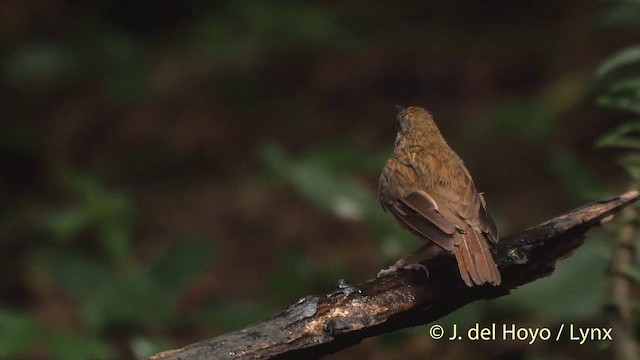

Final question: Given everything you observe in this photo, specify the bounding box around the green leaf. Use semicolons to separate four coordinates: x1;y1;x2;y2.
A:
31;249;111;302
260;144;419;261
595;46;640;80
596;120;640;150
96;32;149;105
261;144;379;222
607;76;640;93
597;93;640;115
493;238;610;320
194;0;351;62
46;170;135;263
266;249;319;303
199;302;276;332
2;43;79;86
99;222;134;265
48;332;111;360
617;153;640;180
601;1;640;30
81;270;169;332
547;149;605;202
462;100;557;146
0;308;42;358
149;242;218;297
43;206;90;242
292;142;390;174
32;249;171;333
130;335;172;359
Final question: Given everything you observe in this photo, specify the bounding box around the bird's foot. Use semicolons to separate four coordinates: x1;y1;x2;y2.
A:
377;260;429;278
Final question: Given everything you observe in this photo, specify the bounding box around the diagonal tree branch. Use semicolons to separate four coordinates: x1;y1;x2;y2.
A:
147;191;640;360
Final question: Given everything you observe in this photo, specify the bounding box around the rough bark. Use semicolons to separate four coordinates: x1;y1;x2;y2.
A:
147;191;640;360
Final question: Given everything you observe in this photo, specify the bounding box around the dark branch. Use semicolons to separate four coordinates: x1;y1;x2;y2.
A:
147;191;640;360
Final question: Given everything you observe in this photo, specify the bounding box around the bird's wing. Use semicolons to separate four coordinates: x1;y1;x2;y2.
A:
429;169;498;244
386;190;458;251
424;175;500;286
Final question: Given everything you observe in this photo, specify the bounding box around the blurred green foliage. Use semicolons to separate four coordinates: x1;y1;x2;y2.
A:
3;32;149;105
491;237;611;320
592;38;640;360
596;47;640;114
601;0;640;29
261;143;417;261
548;148;607;201
43;171;135;264
462;99;558;146
1;1;639;359
595;45;640;181
193;1;352;60
1;170;217;359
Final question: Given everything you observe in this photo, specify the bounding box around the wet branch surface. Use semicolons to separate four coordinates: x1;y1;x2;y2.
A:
147;191;640;360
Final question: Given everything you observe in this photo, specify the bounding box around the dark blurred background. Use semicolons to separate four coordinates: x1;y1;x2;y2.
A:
2;1;640;359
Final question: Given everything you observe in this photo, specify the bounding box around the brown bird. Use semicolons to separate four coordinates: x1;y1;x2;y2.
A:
378;106;501;286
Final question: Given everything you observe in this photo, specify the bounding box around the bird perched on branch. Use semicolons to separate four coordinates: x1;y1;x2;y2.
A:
378;106;501;286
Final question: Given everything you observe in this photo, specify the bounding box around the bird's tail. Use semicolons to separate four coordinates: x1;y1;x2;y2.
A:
452;228;501;287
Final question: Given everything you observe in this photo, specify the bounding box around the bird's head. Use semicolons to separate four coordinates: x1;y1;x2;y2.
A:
394;106;444;147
